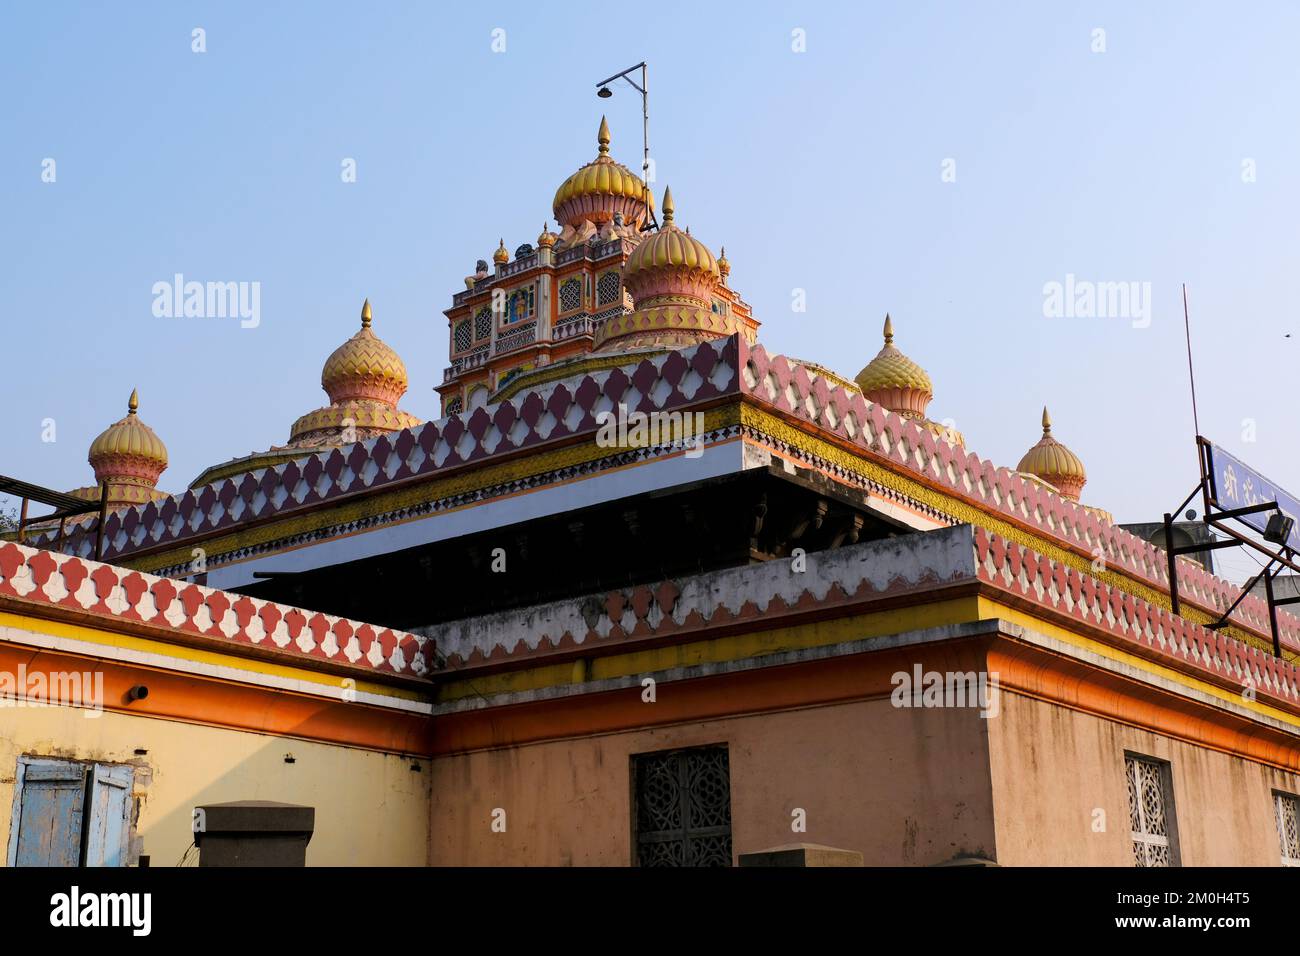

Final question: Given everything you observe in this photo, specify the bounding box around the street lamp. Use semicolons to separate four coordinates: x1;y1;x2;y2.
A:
595;61;656;230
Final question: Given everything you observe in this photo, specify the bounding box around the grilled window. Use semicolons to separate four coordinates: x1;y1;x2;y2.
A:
445;396;462;416
1275;792;1300;866
559;277;583;313
633;745;732;867
453;320;472;352
1126;755;1177;867
473;307;492;340
596;271;621;306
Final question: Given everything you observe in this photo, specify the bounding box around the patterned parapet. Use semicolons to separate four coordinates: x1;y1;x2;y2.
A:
736;338;1300;652
433;524;1300;713
31;337;742;564
0;541;433;680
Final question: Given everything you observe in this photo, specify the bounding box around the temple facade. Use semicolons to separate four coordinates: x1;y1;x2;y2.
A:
7;112;1300;868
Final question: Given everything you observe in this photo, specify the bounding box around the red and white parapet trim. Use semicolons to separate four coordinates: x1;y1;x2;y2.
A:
0;541;433;680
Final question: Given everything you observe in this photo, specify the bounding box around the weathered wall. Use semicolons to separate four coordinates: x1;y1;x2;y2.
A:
429;696;995;866
0;704;431;866
988;690;1300;866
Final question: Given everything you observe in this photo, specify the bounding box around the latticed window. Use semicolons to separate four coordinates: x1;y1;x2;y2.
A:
473;307;492;340
633;745;732;867
453;320;472;352
596;271;621;306
1126;755;1176;867
445;396;462;416
559;277;582;313
1275;792;1300;866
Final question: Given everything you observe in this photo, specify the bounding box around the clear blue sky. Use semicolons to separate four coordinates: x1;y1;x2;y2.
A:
2;1;1297;583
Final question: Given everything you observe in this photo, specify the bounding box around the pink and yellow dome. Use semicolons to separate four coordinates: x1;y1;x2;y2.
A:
319;298;410;406
553;117;654;229
855;315;934;421
73;389;170;508
594;187;745;352
1017;406;1087;501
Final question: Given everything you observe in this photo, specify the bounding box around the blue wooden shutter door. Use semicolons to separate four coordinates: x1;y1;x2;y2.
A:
84;764;133;867
8;758;85;867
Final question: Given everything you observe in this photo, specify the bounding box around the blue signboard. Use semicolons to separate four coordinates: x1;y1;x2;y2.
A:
1206;443;1300;552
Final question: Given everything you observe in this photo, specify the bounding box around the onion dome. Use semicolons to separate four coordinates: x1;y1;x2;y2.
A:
84;389;169;507
717;246;731;284
537;224;558;249
1016;406;1087;501
290;301;419;447
493;239;509;265
854;315;934;420
553;116;654;230
319;299;409;406
594;187;745;352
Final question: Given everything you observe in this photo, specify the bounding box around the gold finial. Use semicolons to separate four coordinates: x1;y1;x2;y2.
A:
128;388;139;416
493;238;509;264
1042;406;1052;435
883;314;894;345
597;115;611;155
361;298;372;328
662;186;675;224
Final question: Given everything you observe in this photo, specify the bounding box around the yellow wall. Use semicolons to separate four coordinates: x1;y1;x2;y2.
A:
0;704;431;867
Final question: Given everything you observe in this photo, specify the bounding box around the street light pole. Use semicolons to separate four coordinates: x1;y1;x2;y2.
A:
596;61;657;230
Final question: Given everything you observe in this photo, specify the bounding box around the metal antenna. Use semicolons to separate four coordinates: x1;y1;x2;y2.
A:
1183;283;1201;438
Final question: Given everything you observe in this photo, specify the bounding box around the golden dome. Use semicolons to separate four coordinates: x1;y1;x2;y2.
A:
854;315;934;419
537;224;557;248
1017;407;1087;500
320;299;410;405
552;117;654;227
717;246;731;283
622;188;719;285
88;389;169;473
492;239;509;265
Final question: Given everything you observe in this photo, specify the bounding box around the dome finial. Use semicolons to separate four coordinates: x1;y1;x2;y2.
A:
883;314;894;345
662;186;675;224
361;298;372;329
1042;405;1052;434
128;388;139;415
493;238;509;264
597;115;611;155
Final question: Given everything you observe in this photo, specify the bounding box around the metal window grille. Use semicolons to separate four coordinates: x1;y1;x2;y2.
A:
597;271;621;306
1275;792;1300;866
633;746;732;867
445;397;462;416
453;320;472;352
1126;755;1175;867
473;307;492;340
559;278;582;313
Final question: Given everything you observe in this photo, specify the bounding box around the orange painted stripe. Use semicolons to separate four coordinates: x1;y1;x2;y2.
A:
0;643;432;756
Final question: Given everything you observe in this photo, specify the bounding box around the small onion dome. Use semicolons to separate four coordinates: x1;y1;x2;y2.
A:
320;299;410;406
595;188;743;352
537;224;558;248
1016;406;1087;501
717;246;731;283
622;187;720;298
88;389;169;498
854;315;934;421
492;238;509;265
553;116;654;228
